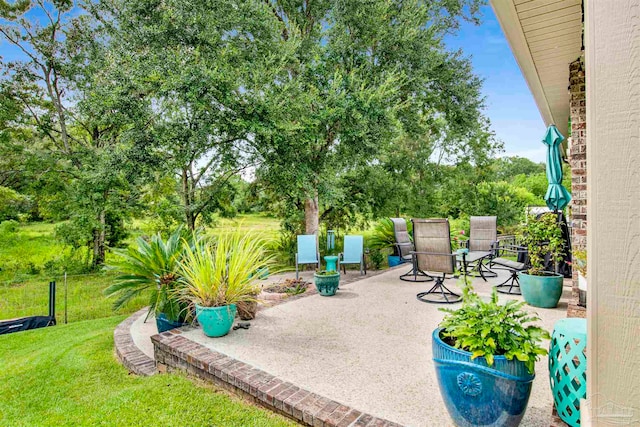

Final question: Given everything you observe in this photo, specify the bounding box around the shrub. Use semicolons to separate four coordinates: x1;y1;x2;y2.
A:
0;220;19;233
368;248;384;269
0;186;31;221
518;213;565;276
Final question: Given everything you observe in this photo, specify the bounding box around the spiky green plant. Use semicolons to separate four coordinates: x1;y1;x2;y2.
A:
367;218;412;253
178;232;274;308
104;227;188;321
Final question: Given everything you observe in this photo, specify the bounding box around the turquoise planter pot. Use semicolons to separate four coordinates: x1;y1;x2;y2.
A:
314;272;340;296
518;272;563;308
195;304;237;337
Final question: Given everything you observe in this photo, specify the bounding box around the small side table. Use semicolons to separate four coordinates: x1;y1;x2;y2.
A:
323;255;339;273
549;318;587;427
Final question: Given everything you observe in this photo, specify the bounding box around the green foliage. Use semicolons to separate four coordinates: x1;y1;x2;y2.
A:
368;248;384;270
573;249;587;277
519;214;565;276
0;186;30;221
474;181;539;226
492;156;545;181
0;219;19;233
251;0;492;233
267;229;297;270
511;173;548;201
0;317;296;427
105;228;188;321
440;286;550;374
315;270;340;277
1;1;146;266
0;222;98;280
367;218;411;252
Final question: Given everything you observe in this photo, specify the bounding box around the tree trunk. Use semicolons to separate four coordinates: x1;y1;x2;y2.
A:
181;168;195;231
304;192;319;236
93;210;106;267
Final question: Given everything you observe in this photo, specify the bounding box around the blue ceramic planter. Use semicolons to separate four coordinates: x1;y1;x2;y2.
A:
155;313;187;333
195;304;237;337
432;328;535;427
518;272;563;308
387;255;402;267
314;272;340;296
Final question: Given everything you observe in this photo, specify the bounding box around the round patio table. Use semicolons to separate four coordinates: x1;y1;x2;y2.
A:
323;255;338;273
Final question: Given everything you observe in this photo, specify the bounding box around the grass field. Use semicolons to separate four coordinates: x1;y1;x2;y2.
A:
0;316;295;427
0;215;282;323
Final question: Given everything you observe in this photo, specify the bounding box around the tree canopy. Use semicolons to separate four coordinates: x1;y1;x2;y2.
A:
0;0;548;267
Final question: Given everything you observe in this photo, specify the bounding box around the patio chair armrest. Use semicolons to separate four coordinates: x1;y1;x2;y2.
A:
495;244;528;256
409;250;458;258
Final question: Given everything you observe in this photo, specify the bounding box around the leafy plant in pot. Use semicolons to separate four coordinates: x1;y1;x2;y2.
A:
517;214;566;308
178;232;272;337
434;285;550;427
105;228;191;333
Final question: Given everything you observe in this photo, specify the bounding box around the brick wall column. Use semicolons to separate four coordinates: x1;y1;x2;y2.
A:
568;54;586;318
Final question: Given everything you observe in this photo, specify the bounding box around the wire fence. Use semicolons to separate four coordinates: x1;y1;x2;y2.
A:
0;272;147;324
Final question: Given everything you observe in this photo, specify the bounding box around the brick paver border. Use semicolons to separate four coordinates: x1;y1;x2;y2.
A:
114;307;156;376
151;329;402;427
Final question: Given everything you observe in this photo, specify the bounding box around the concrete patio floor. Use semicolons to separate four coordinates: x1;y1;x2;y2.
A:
132;267;571;427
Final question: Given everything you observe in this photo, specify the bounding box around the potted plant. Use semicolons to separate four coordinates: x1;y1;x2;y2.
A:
434;285;550;427
178;232;272;337
313;270;340;296
105;228;190;333
517;214;565;308
573;249;587;307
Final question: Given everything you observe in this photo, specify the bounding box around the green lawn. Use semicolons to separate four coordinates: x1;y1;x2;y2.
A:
0;272;148;322
0;316;295;427
0;215;281;323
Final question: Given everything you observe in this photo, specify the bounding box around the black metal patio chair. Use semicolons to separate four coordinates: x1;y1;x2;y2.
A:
459;216;499;281
489;241;529;295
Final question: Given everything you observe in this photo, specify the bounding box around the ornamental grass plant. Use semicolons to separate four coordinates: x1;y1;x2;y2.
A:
178;231;274;308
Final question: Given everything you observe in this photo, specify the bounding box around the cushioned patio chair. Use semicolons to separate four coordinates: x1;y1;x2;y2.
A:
412;219;462;304
339;235;366;275
295;234;320;280
460;216;499;281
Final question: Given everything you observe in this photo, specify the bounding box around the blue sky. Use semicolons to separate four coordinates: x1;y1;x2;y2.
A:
2;4;546;162
445;5;547;162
